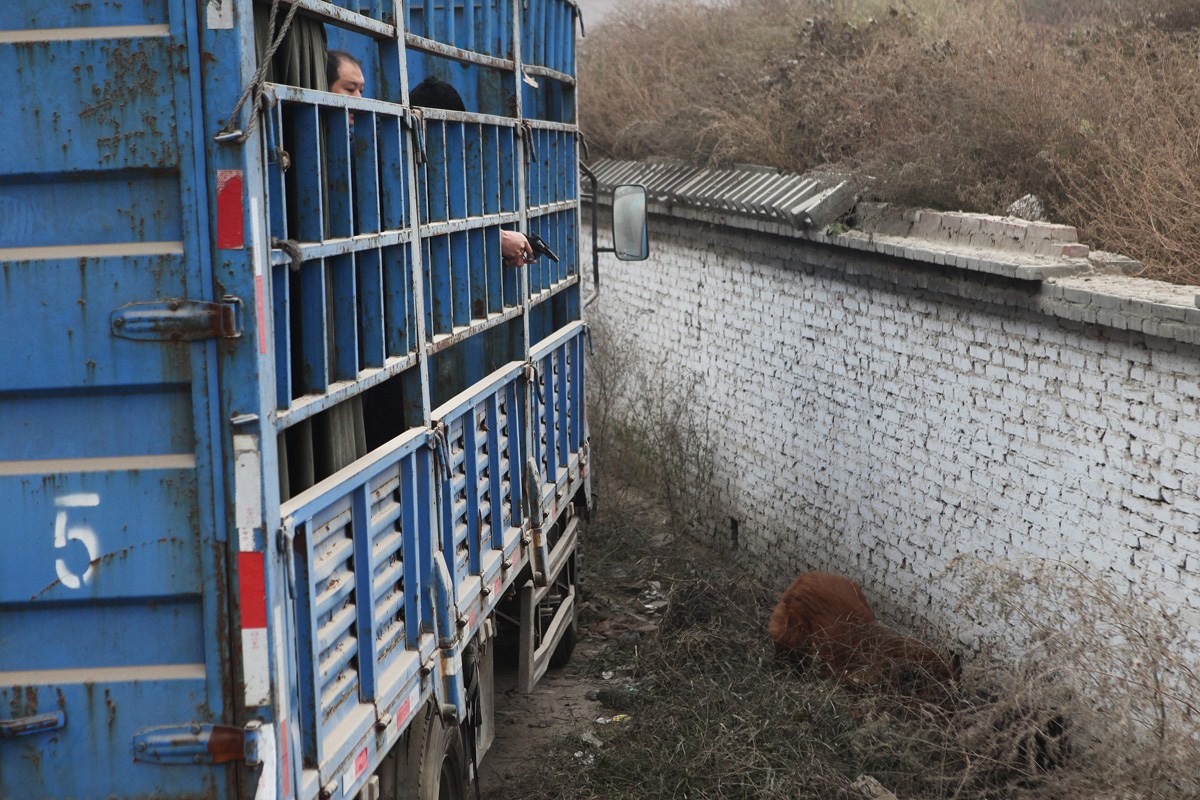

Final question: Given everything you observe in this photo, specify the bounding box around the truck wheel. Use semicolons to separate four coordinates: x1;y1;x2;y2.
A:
394;704;470;800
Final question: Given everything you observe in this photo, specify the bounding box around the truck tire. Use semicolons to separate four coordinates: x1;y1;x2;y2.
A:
394;704;470;800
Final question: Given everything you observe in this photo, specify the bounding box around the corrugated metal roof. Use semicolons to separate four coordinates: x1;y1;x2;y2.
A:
584;158;861;230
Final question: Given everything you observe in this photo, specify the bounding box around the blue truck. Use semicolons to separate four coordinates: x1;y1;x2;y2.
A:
0;1;645;797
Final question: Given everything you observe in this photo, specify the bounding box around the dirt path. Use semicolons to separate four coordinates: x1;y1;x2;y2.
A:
478;643;603;798
477;485;677;798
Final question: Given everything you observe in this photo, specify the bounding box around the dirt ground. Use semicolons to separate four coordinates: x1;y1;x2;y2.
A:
478;484;683;799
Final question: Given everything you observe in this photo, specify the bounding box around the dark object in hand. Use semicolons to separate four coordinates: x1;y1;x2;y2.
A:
527;233;559;262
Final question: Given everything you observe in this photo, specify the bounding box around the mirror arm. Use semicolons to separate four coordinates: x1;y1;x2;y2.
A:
580;161;609;308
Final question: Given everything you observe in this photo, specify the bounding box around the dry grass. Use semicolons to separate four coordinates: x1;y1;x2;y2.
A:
500;498;1200;799
580;0;1200;284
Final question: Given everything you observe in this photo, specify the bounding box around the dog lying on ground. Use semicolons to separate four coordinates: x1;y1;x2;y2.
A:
768;571;958;695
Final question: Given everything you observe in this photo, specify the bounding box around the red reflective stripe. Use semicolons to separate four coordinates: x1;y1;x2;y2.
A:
280;718;291;799
354;748;369;780
216;169;245;249
396;694;413;729
238;551;267;628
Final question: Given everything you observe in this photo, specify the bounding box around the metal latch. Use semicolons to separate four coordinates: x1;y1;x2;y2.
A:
132;720;262;766
111;297;243;341
0;710;66;739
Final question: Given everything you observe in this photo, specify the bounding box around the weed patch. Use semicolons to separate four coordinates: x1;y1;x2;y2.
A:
581;0;1200;284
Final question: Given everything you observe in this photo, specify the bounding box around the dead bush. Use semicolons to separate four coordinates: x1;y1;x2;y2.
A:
503;542;1200;799
584;310;720;539
581;0;1200;283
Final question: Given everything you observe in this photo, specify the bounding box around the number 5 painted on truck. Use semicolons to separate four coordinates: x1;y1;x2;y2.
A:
54;493;100;590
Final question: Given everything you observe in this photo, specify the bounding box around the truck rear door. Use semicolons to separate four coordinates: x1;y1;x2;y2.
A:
0;2;235;798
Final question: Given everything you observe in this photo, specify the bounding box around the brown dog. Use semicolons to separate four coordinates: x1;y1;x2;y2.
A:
768;571;956;694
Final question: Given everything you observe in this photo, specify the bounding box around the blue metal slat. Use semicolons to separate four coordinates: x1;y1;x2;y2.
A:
498;227;520;307
351;485;379;701
462;0;477;52
291;104;326;242
323;108;354;238
482;124;500;215
429;234;453;335
508;379;525;532
331;253;360;381
451;230;471;327
447;121;467;219
554;345;568;470
274;262;295;407
468;228;489;317
465;123;485;217
463;411;483;574
570;333;584;450
383;244;415;356
424;122;449;223
357;248;387;368
380;116;408;231
486;395;505;547
499;127;518;212
299;258;331;394
353;112;382;234
485;227;505;312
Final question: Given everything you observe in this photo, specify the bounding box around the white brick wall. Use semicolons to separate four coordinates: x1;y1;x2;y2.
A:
588;214;1200;650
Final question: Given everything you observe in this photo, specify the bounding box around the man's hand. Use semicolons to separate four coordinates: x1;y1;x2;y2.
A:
501;230;534;267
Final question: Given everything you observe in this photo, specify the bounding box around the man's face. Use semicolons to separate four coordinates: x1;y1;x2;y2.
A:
330;60;364;97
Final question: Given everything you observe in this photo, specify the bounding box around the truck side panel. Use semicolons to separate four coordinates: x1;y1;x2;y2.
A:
0;1;233;798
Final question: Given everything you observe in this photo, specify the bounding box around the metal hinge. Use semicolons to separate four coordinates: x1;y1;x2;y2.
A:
132;720;262;766
111;296;243;342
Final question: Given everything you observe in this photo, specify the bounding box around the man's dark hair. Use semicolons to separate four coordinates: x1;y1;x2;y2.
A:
409;76;465;111
326;50;362;88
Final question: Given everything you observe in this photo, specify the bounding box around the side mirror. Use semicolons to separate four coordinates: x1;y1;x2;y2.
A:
611;184;649;261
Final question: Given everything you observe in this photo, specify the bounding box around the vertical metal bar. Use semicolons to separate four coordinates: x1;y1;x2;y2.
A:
299;259;330;393
451;231;468;328
450;231;470;328
570;333;582;450
509;379;525;529
273;263;292;408
323;108;354;239
383;245;411;356
486;393;504;547
330;253;359;381
293;521;320;763
482;124;499;215
542;351;558;482
352;485;378;701
443;0;455;45
464;408;483;574
426;121;449;223
401;451;424;648
556;341;569;468
266;104;288;238
353;112;381;234
293;104;325;242
464;0;476;53
430;235;452;335
447;121;467;219
468;228;488;318
357;249;386;368
497;226;517;308
465;123;484;217
421;237;436;338
380;116;407;231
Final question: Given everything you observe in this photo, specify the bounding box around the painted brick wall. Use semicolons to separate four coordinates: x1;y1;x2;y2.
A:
588;213;1200;650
